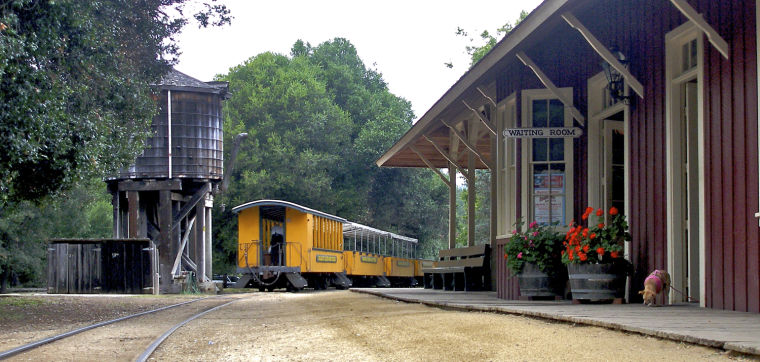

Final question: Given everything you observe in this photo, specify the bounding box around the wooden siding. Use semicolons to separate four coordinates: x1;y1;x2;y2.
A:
494;0;759;312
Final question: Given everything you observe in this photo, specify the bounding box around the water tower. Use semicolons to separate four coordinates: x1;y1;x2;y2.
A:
106;69;229;293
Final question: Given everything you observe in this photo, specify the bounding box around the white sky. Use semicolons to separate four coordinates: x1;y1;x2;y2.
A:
175;0;542;121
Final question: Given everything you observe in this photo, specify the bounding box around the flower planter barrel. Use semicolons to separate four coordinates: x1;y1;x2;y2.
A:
567;263;625;302
517;262;562;298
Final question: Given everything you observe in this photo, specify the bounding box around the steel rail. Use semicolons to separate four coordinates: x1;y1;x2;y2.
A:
0;296;215;360
136;298;240;362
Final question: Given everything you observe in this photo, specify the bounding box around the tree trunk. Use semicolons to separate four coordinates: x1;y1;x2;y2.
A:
0;268;10;293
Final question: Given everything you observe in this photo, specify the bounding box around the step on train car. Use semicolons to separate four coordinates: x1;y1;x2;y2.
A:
232;200;352;291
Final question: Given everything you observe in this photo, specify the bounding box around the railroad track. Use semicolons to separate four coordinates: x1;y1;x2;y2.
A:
0;295;244;361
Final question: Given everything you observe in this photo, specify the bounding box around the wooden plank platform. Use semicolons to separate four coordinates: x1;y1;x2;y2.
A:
352;288;760;356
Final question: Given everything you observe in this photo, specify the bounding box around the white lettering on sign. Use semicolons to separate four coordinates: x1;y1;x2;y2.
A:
503;127;583;138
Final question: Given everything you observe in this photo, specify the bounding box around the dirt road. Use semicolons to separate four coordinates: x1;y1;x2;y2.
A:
151;290;737;361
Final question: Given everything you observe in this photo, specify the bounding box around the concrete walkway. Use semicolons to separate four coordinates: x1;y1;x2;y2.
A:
352;288;760;357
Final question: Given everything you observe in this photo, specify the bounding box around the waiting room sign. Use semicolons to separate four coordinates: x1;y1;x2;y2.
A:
503;127;583;138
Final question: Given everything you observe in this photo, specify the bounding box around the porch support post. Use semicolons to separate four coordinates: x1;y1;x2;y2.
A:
409;145;451;187
668;0;729;59
448;162;457;248
561;12;645;98
424;134;468;177
467;120;478;247
443;120;494;170
462;100;497;137
449;129;459;249
516;51;586;126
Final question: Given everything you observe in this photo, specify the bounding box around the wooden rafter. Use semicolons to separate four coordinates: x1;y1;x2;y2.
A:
462;100;497;136
516;51;586;126
424;134;469;179
669;0;729;59
476;87;497;107
409;144;451;187
561;12;645;98
443;121;494;170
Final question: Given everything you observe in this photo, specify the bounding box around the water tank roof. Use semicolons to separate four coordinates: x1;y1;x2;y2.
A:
156;69;228;96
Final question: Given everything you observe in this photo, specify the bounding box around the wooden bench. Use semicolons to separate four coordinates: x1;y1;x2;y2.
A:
421;244;490;291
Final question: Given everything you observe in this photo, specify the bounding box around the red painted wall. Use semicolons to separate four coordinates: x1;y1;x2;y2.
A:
494;0;759;312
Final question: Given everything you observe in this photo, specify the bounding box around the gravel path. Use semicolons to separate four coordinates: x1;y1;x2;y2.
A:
150;290;740;361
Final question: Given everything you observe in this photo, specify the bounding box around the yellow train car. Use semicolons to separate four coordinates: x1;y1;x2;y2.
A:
232;200;351;291
383;232;419;287
342;222;391;287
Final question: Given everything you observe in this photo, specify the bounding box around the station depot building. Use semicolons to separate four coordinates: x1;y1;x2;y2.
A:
377;0;760;313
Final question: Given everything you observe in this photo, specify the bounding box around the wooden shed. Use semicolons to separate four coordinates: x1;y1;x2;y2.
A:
378;0;760;313
47;239;156;294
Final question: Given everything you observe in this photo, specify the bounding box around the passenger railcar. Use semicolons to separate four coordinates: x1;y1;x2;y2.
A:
233;199;423;291
383;233;418;287
232;200;351;291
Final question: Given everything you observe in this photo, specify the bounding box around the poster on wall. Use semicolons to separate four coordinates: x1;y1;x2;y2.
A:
533;172;565;224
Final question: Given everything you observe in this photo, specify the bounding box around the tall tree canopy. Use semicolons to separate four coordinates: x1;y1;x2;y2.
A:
0;0;230;204
0;0;230;288
213;39;448;270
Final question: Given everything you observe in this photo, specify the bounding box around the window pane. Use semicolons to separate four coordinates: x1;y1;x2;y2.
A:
682;42;689;73
612;130;624;164
532;100;547;127
690;39;697;69
550;138;564;161
549;99;564;127
533;138;547;161
549;163;565;173
550;195;565;224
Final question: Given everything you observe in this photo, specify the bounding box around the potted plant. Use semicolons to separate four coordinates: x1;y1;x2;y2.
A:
562;206;631;302
504;220;566;298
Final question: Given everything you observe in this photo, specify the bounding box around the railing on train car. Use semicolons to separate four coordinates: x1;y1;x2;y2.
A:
240;240;303;269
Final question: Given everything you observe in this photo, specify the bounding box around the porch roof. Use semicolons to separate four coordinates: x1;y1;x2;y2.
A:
376;0;573;169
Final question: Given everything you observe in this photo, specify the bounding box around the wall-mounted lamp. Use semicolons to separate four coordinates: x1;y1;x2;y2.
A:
601;47;632;104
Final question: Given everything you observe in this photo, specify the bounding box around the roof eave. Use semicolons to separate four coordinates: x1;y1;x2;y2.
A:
375;0;570;168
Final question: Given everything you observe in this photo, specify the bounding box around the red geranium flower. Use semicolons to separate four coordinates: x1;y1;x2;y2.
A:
598;223;604;229
609;207;619;216
596;209;603;217
610;251;619;258
582;245;589;252
579;253;588;261
596;247;605;255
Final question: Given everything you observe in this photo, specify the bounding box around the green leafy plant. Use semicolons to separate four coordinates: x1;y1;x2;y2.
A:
562;206;631;264
503;219;564;275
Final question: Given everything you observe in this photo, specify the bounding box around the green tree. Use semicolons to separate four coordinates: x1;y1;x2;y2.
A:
0;0;230;289
0;178;113;291
213;38;448;271
0;0;230;204
446;10;529;69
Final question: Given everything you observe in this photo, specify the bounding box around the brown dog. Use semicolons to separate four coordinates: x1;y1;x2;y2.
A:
639;270;670;306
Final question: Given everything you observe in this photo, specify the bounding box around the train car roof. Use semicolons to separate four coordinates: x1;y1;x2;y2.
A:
231;199;346;223
343;222;418;244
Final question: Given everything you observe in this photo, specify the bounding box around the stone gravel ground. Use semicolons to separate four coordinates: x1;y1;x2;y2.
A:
152;290;751;361
0;290;754;361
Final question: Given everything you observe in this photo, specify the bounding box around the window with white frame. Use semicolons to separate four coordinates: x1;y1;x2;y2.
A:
521;89;574;226
497;95;517;235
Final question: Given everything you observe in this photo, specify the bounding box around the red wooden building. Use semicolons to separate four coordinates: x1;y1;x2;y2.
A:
377;0;760;313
